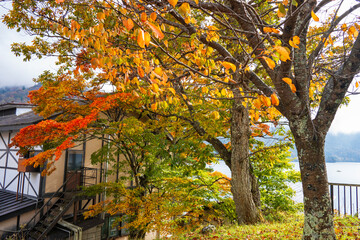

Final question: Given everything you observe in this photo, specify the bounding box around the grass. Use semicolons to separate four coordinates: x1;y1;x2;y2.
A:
163;214;360;240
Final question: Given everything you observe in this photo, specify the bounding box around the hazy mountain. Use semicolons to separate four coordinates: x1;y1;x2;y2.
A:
291;133;360;163
0;84;41;104
325;133;360;162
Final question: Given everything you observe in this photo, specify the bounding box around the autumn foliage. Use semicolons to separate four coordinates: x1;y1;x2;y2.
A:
4;0;360;238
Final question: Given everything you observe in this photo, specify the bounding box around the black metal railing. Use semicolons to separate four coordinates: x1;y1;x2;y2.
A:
18;167;103;239
329;182;360;216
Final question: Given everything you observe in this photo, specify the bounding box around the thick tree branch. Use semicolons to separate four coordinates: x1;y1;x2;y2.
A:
315;35;360;133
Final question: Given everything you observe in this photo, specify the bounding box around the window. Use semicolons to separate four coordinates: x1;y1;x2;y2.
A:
67;151;83;171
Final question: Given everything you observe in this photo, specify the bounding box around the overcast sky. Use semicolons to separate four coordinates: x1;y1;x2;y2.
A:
0;3;359;134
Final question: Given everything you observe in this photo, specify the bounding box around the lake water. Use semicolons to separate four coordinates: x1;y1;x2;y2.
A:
211;161;360;213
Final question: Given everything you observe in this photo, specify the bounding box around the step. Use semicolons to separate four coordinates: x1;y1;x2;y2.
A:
28;231;42;240
34;225;46;233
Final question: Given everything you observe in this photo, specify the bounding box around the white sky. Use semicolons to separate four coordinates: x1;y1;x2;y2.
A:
0;3;359;134
0;4;56;88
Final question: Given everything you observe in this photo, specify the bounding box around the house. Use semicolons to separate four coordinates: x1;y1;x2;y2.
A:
0;103;133;240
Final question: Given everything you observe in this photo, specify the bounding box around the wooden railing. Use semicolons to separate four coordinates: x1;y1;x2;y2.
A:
329;182;360;216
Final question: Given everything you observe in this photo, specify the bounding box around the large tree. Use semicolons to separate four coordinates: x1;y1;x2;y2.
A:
3;0;360;238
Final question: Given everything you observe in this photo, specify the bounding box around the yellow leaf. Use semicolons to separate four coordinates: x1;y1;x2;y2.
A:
341;23;347;32
271;93;279;106
311;10;319;22
211;111;220;120
168;0;178;7
146;22;165;40
179;3;191;15
221;88;227;96
328;35;333;45
154;67;162;76
194;0;199;4
152;83;159;93
144;31;151;46
221;61;236;72
289;36;300;48
274;45;290;62
162;101;168;109
202;87;209;94
168;87;176;95
164;40;168;48
137;29;145;48
282;77;292;85
264;57;276;70
348;26;359;38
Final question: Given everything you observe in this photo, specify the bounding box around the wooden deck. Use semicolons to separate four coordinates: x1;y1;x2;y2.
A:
0;190;40;221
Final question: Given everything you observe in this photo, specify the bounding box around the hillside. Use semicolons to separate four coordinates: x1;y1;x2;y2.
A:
0;84;41;104
290;133;360;163
325;133;360;162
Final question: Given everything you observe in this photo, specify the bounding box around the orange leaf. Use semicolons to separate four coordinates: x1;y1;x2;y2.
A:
263;27;280;34
140;12;147;22
260;95;271;107
253;98;262;109
55;0;64;3
263;57;275;70
274;45;290;62
311;10;319;22
271;93;279;106
221;61;236;72
123;18;134;31
290;84;296;93
137;29;145;48
282;77;292;85
150;12;157;21
146;22;164;40
138;67;145;78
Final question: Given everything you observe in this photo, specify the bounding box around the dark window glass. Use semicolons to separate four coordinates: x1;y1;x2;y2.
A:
67;152;83;171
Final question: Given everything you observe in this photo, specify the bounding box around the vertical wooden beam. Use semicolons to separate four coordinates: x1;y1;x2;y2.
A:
21;172;25;201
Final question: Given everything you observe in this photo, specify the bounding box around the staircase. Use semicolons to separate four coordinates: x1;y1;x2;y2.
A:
18;168;102;240
28;193;75;240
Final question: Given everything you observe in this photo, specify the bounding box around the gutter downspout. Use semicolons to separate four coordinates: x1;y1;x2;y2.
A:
58;219;82;240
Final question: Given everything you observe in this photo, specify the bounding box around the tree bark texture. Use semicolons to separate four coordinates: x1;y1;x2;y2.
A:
230;95;262;224
290;117;336;240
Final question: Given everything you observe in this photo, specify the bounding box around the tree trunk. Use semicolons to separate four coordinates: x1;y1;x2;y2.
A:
290;119;336;240
230;94;262;224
